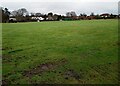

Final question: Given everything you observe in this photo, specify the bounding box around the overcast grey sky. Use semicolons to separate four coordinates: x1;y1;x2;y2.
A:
1;0;119;15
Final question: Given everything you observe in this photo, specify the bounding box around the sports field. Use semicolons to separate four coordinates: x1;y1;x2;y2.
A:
2;19;118;84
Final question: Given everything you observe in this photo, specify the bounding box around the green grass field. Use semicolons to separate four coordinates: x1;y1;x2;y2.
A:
2;19;119;84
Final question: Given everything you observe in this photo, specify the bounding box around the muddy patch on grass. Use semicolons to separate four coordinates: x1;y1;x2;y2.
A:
2;54;12;63
2;79;11;85
64;69;83;80
22;58;67;78
2;54;11;59
1;47;13;51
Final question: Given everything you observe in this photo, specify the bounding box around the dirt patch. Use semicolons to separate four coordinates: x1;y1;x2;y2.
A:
2;54;11;59
64;69;82;80
1;47;12;51
2;55;12;63
22;58;67;78
2;79;10;85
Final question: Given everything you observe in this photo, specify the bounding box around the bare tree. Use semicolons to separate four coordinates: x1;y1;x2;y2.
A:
71;11;77;17
79;14;83;16
83;13;87;17
17;8;28;16
11;8;28;22
66;11;77;17
35;13;42;17
11;10;18;17
66;12;71;17
90;12;94;16
30;12;35;17
0;7;10;23
0;7;3;22
48;12;53;16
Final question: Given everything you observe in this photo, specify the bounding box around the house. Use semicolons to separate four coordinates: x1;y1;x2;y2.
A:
100;13;110;19
31;17;44;21
53;14;59;21
46;15;53;21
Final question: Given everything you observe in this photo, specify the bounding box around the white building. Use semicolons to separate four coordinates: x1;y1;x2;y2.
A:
31;17;44;21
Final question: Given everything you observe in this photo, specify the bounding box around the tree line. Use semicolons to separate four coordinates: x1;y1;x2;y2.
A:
0;7;119;23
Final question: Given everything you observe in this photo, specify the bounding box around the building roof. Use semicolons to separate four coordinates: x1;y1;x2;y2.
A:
100;13;110;16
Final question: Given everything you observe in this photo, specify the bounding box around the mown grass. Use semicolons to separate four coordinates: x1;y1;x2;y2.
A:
2;19;119;84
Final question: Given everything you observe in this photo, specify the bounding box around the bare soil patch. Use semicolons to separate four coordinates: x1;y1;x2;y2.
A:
2;79;10;85
64;69;83;80
22;58;67;78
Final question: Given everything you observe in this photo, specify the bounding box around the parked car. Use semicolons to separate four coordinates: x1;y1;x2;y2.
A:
9;18;17;23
